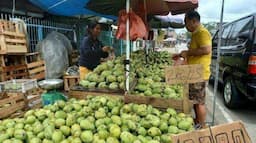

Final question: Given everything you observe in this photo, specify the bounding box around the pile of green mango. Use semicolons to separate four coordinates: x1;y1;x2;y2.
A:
0;96;194;143
80;55;136;90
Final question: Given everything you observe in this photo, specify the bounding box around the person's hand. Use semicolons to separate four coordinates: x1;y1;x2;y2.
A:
102;46;111;52
102;46;114;52
180;50;188;58
172;53;181;60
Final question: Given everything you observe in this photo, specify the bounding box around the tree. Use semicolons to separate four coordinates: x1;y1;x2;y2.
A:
203;22;218;35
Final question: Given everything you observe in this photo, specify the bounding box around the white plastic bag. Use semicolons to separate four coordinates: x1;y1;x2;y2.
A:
36;31;72;79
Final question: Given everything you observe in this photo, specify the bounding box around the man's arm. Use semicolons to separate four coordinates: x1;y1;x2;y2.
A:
181;45;211;57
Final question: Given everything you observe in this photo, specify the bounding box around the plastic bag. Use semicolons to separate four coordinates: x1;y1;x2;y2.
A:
36;31;72;79
116;9;148;41
65;65;79;76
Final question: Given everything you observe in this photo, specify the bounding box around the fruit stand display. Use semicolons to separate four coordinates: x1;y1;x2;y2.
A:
70;51;139;96
121;51;194;113
0;95;194;143
76;51;171;92
69;50;196;113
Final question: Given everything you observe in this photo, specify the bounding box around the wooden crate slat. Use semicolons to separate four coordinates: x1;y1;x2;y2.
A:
0;94;24;105
5;38;26;44
2;64;27;71
30;72;45;80
9;110;25;118
28;66;45;74
0;93;25;119
6;45;27;53
68;90;123;100
27;60;44;68
0;35;7;54
4;72;28;79
0;55;5;66
27;95;41;102
25;52;41;64
124;84;193;114
27;60;45;80
69;79;76;87
0;20;18;33
64;75;80;91
1;31;25;38
1;64;28;81
0;101;25;119
124;95;182;108
64;76;80;91
64;75;80;79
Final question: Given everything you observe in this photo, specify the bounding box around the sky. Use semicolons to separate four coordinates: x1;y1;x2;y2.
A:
198;0;256;23
175;0;256;34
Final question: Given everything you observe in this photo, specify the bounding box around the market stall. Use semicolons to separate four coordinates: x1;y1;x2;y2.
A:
0;0;253;142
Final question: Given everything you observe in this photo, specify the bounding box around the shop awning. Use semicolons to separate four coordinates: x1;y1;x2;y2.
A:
29;0;198;20
29;0;117;19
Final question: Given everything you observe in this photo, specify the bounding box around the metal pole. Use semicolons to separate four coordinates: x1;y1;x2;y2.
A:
125;0;130;92
12;0;15;18
212;0;225;125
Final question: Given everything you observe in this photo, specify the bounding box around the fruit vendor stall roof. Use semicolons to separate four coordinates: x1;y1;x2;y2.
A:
0;0;44;14
29;0;117;19
29;0;198;20
86;0;198;17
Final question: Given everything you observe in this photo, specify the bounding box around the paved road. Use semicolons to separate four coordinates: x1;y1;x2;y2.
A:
205;83;256;142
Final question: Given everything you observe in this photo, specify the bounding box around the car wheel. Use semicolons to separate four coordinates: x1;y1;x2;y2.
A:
223;77;240;108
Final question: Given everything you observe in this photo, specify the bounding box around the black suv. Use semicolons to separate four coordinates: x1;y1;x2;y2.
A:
211;14;256;108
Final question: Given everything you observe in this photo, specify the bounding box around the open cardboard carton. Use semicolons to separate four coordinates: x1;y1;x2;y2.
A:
171;121;252;143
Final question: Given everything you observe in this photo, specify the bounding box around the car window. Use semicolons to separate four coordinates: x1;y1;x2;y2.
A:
228;16;253;46
221;24;232;46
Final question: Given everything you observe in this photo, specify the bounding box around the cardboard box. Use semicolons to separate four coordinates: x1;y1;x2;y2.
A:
165;64;204;84
171;121;252;143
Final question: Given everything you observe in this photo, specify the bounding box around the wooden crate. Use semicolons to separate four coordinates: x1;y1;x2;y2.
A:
124;84;193;114
71;84;126;94
68;90;123;100
0;64;28;81
24;88;44;110
0;93;25;119
0;54;26;67
124;65;204;114
25;52;41;64
27;60;45;80
0;79;38;93
0;20;27;54
64;75;80;91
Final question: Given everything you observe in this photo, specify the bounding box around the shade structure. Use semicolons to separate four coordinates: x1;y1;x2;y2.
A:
29;0;117;19
29;0;198;21
86;0;198;17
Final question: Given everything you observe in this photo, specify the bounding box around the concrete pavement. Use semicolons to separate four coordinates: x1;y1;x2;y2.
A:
205;84;256;142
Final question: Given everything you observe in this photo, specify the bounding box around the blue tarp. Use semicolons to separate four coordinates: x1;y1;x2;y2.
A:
29;0;117;19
